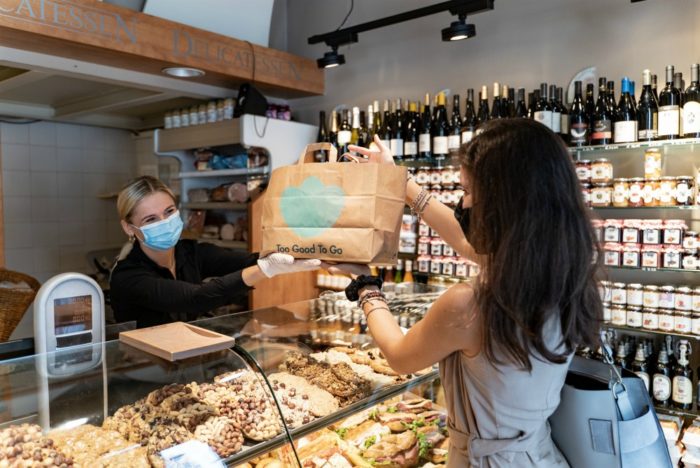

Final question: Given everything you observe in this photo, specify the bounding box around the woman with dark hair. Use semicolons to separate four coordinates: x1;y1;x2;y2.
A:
341;119;602;467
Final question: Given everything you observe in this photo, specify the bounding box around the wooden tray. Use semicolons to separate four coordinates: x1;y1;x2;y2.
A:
119;322;235;361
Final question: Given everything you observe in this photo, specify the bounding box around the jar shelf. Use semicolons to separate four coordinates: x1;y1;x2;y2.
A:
569;137;700;155
607;266;700;274
592;206;699;211
603;323;700;341
655;405;698;420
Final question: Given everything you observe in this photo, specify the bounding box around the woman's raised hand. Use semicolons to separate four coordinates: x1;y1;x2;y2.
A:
348;135;395;165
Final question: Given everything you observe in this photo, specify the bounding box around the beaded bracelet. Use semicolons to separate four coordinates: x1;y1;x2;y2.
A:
358;290;387;309
410;188;432;218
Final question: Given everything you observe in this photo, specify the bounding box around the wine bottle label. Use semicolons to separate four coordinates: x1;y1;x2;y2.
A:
551;111;561;133
432;136;448;155
683;101;700;134
658;106;680;136
390;139;404;157
561;114;570;135
448;135;461;150
534;110;553;130
419;133;431;153
380;139;391;150
591;120;612;140
404;142;418;157
613;121;638;143
673;375;693;404
652;374;671;401
635;371;650;391
461;130;474;143
570;122;588;144
337;130;352;145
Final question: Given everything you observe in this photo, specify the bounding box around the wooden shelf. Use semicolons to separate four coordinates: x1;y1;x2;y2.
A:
178;167;269;179
196;239;247;250
182;202;247;211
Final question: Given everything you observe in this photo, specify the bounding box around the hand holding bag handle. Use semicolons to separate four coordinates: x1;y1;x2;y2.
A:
297;143;338;165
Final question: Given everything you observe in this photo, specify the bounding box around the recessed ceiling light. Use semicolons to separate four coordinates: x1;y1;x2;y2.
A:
161;67;206;78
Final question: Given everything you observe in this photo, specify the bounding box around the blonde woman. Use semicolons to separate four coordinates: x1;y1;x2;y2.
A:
110;176;321;328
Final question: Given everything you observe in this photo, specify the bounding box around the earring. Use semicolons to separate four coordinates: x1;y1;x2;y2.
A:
129;234;135;243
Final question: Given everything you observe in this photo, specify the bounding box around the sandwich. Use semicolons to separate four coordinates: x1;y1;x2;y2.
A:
417;410;445;426
430;437;450;464
362;430;419;468
397;398;433;413
378;412;417;432
343;420;391;448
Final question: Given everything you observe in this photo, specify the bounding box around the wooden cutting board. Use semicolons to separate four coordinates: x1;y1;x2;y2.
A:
119;322;235;361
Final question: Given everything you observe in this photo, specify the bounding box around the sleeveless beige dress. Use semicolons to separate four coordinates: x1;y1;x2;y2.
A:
439;318;571;467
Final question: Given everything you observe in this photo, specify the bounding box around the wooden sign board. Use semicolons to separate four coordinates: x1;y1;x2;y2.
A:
0;0;324;97
120;321;235;361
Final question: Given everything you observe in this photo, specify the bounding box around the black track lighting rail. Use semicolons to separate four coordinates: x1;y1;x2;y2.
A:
308;0;495;48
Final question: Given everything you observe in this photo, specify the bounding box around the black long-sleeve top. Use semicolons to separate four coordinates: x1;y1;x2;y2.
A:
110;240;258;328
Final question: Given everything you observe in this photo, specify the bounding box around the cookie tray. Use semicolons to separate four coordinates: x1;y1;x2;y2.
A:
119;322;235;361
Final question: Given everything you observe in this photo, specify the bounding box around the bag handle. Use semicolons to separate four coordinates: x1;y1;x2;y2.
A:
600;330;636;420
297;143;338;165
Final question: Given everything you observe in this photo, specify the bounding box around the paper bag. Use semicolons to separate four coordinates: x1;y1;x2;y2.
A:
261;143;407;265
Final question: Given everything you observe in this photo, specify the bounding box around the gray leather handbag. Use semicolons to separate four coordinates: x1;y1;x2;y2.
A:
549;347;673;468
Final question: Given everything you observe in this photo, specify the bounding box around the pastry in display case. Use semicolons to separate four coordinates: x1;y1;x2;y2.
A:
0;289;443;467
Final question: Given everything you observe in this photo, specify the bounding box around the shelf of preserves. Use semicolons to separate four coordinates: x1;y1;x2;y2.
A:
568;137;700;156
607;266;700;274
603;323;700;341
592;206;700;211
178;167;269;179
182;202;248;211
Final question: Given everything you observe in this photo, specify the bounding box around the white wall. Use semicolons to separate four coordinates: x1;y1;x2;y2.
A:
286;0;700;123
1;121;136;338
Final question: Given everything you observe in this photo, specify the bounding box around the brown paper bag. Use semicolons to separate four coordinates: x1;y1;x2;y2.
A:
261;143;407;265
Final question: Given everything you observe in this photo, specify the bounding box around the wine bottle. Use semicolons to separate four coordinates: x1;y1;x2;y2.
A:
534;83;553;130
419;93;432;159
526;92;535;119
507;86;516;118
584;83;596;144
380;100;392;149
569;81;588;147
403;260;414;283
666;336;677;368
394;259;404;284
315;110;329;162
462;89;477;143
337;109;352;154
637;69;659;141
350;106;361;147
366;104;374;136
372;100;381;139
658;65;681;139
653;349;672;406
652;73;659;101
675;72;685;136
432;92;449;160
558;87;570;142
549;84;561;134
329;110;339;148
359;110;369;147
630;80;637;109
448;94;463;156
613;77;637;144
672;340;693;410
477;85;490;126
683;63;700;138
591;78;613;145
515;88;527;118
490;82;503;119
404;101;419;160
391;98;404;159
631;344;650;391
614;343;628;370
606;80;618;116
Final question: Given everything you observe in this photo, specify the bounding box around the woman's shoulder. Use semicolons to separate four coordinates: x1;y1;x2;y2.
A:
430;282;479;330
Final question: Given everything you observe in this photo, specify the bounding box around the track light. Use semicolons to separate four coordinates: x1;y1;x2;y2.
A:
317;47;346;69
442;14;476;41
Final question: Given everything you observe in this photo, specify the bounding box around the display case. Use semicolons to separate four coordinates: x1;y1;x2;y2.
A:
0;294;442;467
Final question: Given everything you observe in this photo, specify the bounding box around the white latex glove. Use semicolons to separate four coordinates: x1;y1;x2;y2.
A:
257;253;322;278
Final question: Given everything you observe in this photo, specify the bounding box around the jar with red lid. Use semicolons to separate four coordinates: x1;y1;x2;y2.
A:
628;178;644;207
659;176;677;206
591;159;613;183
675;176;694;206
663;246;683;269
641;178;660;207
430;238;444;256
418;220;431;237
429;256;443;275
443;243;455;257
442;257;455;277
604;243;623;266
663;220;686;245
417;237;431;255
575;160;592;182
683;250;698;270
622;244;641;268
642;308;659;330
612;178;630;207
417;255;431;273
641;244;662;268
642;220;663;244
591;183;613;207
622;219;642;244
603;219;623;243
683;231;698;250
454;258;468;279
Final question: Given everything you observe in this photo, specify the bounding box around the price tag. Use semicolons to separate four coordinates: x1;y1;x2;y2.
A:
160;440;225;468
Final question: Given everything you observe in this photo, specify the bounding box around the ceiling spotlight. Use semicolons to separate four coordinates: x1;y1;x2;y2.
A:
442;14;476;41
317;47;346;69
161;67;206;78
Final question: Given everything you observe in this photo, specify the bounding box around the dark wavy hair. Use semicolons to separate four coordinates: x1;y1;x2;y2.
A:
460;118;602;371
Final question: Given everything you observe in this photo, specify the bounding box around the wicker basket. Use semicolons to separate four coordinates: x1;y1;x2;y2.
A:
0;269;40;342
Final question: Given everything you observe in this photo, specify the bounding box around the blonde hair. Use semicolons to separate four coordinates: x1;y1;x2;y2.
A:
117;176;176;223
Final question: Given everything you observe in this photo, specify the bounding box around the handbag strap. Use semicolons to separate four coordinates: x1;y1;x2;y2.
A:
600;331;636;421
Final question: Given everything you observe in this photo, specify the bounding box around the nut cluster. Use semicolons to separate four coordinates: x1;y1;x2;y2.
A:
0;424;73;467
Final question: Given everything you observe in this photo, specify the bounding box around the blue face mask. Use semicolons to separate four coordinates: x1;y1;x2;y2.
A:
133;211;183;251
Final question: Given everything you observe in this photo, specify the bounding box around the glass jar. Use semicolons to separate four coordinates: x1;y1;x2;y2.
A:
622;219;642;244
683;250;698;270
693;287;700;313
662;246;683;269
418;220;431;237
417;254;431;273
675;286;693;311
626;283;644;307
164;111;173;129
417;237;430;255
604;243;623;266
603;302;612;323
438;185;453;205
441;166;455;185
642;308;659;330
692;312;700;336
629;178;645;207
575;160;592;182
197;104;207;124
611;305;627;326
179;108;190;127
659;176;678;206
641;178;660;207
599;280;613;302
675;310;692;334
591;183;613;207
659;286;676;309
429;168;443;185
612;178;630;207
581;183;592;207
611;282;628;305
430;184;443;200
416;167;432;186
643;285;660;308
171;109;182;128
454;259;468;279
622;244;641;268
641;244;662;268
429;256;443;275
604;219;624;243
442;257;455;276
627;306;643;328
658;309;675;331
642;220;662;244
663;220;686;245
443;242;455;257
683;231;698;250
430;238;444;256
644;148;662;179
676;176;694;206
591;159;613;183
592;220;604;243
207;101;217;123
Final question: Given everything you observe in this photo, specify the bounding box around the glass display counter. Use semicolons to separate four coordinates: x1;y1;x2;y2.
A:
0;290;444;467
